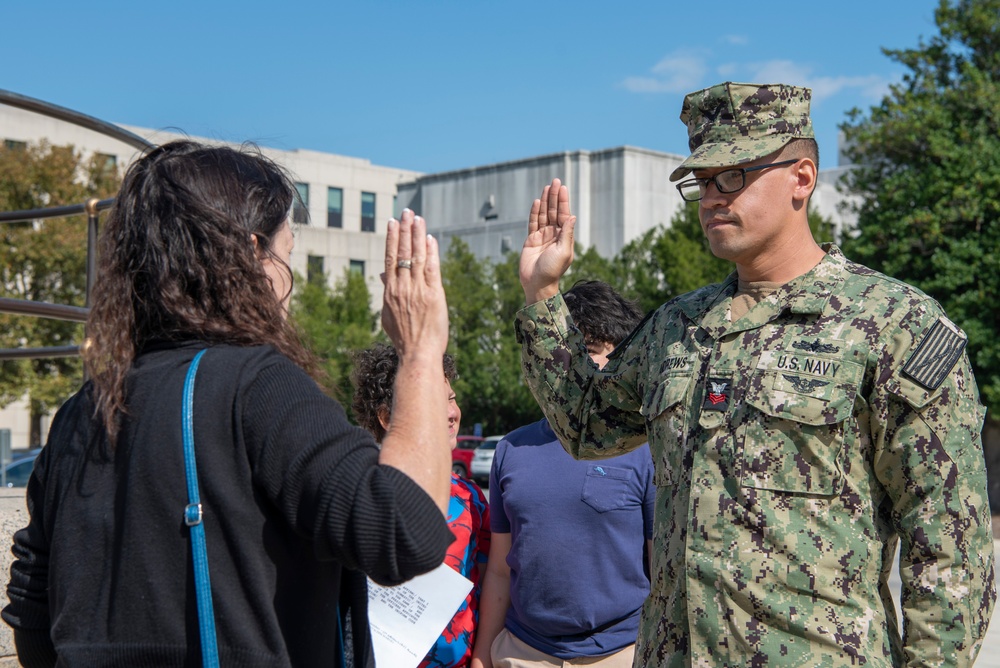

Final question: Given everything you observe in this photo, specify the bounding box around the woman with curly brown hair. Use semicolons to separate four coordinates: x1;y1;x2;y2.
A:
2;140;455;668
352;343;490;668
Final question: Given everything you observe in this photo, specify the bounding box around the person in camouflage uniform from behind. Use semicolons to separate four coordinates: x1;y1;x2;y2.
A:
514;81;995;667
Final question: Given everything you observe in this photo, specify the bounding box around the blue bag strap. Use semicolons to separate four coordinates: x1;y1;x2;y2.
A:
182;348;220;667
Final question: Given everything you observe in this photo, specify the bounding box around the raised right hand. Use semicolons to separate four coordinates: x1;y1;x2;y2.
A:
519;178;576;304
379;209;452;514
381;209;449;360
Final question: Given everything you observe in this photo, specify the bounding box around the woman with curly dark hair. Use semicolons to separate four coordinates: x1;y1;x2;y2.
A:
3;140;455;668
352;343;490;668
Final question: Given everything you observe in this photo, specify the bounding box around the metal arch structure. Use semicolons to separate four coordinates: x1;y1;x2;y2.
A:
0;89;153;154
0;89;156;361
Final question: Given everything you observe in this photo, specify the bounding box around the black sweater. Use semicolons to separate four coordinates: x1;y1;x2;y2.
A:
2;342;453;667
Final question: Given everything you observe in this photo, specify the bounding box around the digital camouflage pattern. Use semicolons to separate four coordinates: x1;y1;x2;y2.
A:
670;82;814;182
516;245;995;667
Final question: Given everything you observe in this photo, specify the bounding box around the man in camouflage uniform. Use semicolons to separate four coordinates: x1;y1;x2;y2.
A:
514;81;995;667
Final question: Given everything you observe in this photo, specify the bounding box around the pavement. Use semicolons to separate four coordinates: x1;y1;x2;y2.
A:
0;488;27;664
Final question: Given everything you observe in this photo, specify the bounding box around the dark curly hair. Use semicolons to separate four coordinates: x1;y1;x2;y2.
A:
351;342;457;442
85;140;322;443
563;280;644;347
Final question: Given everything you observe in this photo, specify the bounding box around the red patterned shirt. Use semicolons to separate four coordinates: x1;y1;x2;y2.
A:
419;474;490;668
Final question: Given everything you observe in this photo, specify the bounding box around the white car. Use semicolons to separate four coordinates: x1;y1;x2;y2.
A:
470;436;504;487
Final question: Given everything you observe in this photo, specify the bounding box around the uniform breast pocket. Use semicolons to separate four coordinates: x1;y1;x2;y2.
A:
641;371;693;487
581;465;635;513
740;357;861;495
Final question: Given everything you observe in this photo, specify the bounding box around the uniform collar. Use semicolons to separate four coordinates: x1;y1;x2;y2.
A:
684;244;848;339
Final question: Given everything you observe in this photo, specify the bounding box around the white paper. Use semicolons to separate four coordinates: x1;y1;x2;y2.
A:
367;563;473;668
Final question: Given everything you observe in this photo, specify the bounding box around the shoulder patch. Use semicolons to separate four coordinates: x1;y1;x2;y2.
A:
901;317;967;391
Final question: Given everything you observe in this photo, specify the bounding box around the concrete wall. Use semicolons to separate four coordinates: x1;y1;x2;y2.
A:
400;144;860;266
814;166;861;241
250;144;421;308
401;151;586;261
0;402;33;453
620;147;687;248
1;106;423;312
401;146;690;263
2;106;422;449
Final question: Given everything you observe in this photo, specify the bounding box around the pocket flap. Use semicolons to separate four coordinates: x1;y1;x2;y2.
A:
745;374;856;426
641;373;693;419
884;373;940;410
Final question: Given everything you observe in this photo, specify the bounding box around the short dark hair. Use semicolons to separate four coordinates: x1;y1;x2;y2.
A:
780;138;819;170
563;280;643;347
351;342;457;442
777;138;819;203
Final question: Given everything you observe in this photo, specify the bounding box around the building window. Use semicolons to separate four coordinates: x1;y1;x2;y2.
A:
294;182;309;224
3;139;26;151
483;194;498;220
327;187;343;228
349;260;365;277
361;192;376;233
393;195;399;218
307;255;324;284
96;153;117;172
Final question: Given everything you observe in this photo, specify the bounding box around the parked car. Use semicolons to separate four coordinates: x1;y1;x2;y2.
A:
10;448;42;462
3;451;39;488
452;435;484;479
471;435;504;487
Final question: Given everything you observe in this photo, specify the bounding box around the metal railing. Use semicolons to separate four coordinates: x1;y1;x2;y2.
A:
0;89;154;360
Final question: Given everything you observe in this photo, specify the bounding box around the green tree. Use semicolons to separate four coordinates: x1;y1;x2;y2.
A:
0;141;119;444
491;251;545;431
440;238;500;433
289;268;379;421
840;0;1000;412
439;239;541;435
565;243;616;289
567;229;673;315
809;205;837;245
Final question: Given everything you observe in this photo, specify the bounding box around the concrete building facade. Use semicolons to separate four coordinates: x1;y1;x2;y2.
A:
398;145;857;264
397;146;687;262
1;104;421;311
1;104;422;448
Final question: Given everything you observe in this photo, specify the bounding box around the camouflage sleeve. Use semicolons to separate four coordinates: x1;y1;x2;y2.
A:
871;302;995;666
515;293;649;460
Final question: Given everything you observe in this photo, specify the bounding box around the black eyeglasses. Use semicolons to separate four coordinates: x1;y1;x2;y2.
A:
675;159;799;202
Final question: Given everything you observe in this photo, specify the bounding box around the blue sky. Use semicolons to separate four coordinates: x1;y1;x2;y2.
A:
4;1;943;174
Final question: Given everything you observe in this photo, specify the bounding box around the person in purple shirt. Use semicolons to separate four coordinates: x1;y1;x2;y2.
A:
471;281;654;668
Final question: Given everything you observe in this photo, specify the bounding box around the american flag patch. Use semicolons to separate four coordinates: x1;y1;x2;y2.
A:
902;317;967;391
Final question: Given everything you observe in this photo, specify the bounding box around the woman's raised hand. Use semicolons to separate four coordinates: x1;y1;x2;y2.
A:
381;209;449;360
379;209;452;513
